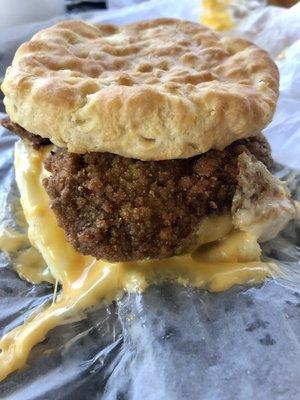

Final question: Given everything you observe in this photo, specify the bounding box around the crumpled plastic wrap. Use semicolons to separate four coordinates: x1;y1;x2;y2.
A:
0;1;300;399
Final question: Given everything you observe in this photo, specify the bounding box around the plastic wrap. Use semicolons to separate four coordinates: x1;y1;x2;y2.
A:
0;1;300;398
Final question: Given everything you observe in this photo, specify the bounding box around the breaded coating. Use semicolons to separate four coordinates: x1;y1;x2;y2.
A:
43;135;272;262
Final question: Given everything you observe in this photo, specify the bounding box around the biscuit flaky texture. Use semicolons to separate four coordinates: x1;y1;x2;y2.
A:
2;18;279;160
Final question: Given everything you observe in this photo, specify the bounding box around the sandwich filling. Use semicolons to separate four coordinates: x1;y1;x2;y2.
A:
3;118;272;262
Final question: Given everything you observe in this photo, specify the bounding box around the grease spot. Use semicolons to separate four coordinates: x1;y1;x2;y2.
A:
245;319;269;332
259;334;276;346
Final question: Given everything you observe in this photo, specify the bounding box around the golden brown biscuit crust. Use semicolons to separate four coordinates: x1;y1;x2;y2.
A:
2;19;279;160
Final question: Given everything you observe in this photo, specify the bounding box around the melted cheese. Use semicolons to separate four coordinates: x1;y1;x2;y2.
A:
15;247;54;284
0;141;278;381
200;0;234;31
0;227;29;253
0;225;52;285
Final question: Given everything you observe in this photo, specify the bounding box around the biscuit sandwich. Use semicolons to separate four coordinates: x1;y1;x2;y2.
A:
0;18;297;263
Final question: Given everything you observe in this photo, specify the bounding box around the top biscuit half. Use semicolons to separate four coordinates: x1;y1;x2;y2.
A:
1;18;279;160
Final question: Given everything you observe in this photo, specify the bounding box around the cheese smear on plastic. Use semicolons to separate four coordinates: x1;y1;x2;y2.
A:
0;141;277;381
200;0;234;31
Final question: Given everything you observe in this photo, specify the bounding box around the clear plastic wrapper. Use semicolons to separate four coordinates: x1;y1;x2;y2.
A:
0;1;300;398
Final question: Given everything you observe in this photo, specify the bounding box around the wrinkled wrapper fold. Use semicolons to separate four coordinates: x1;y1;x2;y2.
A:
0;1;300;399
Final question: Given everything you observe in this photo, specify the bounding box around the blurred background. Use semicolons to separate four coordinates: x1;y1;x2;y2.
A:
0;0;298;112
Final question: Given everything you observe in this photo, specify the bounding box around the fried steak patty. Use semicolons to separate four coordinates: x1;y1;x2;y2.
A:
1;118;51;149
43;135;272;262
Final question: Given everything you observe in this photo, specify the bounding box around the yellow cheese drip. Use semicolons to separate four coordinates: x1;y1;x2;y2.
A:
201;0;234;31
0;141;277;382
0;224;52;285
15;247;54;284
0;227;29;253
